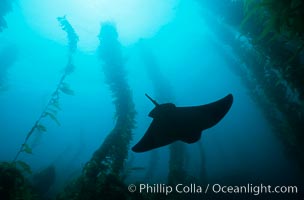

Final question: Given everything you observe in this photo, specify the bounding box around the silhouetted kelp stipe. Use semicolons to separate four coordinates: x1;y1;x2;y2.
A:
132;94;233;152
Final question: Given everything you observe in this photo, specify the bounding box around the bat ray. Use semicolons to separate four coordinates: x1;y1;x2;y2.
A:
132;93;233;153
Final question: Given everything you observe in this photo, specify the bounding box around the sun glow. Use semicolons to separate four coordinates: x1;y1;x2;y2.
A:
20;0;179;51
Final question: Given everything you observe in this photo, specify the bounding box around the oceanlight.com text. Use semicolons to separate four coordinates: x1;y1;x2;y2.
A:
211;184;298;196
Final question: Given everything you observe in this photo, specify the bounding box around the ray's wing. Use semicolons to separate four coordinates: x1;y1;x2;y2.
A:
173;94;233;141
195;93;233;129
131;119;176;153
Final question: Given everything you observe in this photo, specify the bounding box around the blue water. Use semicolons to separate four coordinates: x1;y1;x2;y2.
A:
0;0;302;198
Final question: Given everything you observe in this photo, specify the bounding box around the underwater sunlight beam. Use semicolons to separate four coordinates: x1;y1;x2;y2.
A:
19;0;179;50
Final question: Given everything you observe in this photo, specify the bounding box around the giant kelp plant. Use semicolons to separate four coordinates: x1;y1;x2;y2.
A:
0;162;37;200
240;0;304;100
57;23;139;200
1;16;78;200
92;23;136;176
13;16;78;161
0;44;18;90
239;0;304;173
1;1;19;91
196;0;304;175
0;0;13;32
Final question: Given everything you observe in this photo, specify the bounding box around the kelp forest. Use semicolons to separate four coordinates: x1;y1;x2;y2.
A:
1;0;304;199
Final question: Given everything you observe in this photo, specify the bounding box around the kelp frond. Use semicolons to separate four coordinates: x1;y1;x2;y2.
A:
13;16;78;162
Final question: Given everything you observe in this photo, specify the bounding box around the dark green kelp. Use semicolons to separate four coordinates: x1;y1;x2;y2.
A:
13;16;78;161
91;23;136;176
239;0;304;173
0;162;37;200
57;23;138;200
197;0;304;175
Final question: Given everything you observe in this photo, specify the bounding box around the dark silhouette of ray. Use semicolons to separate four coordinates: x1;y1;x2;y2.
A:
132;94;233;153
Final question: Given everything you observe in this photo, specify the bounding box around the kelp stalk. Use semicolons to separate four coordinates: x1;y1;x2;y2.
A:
89;23;136;175
57;23;137;200
13;16;78;162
